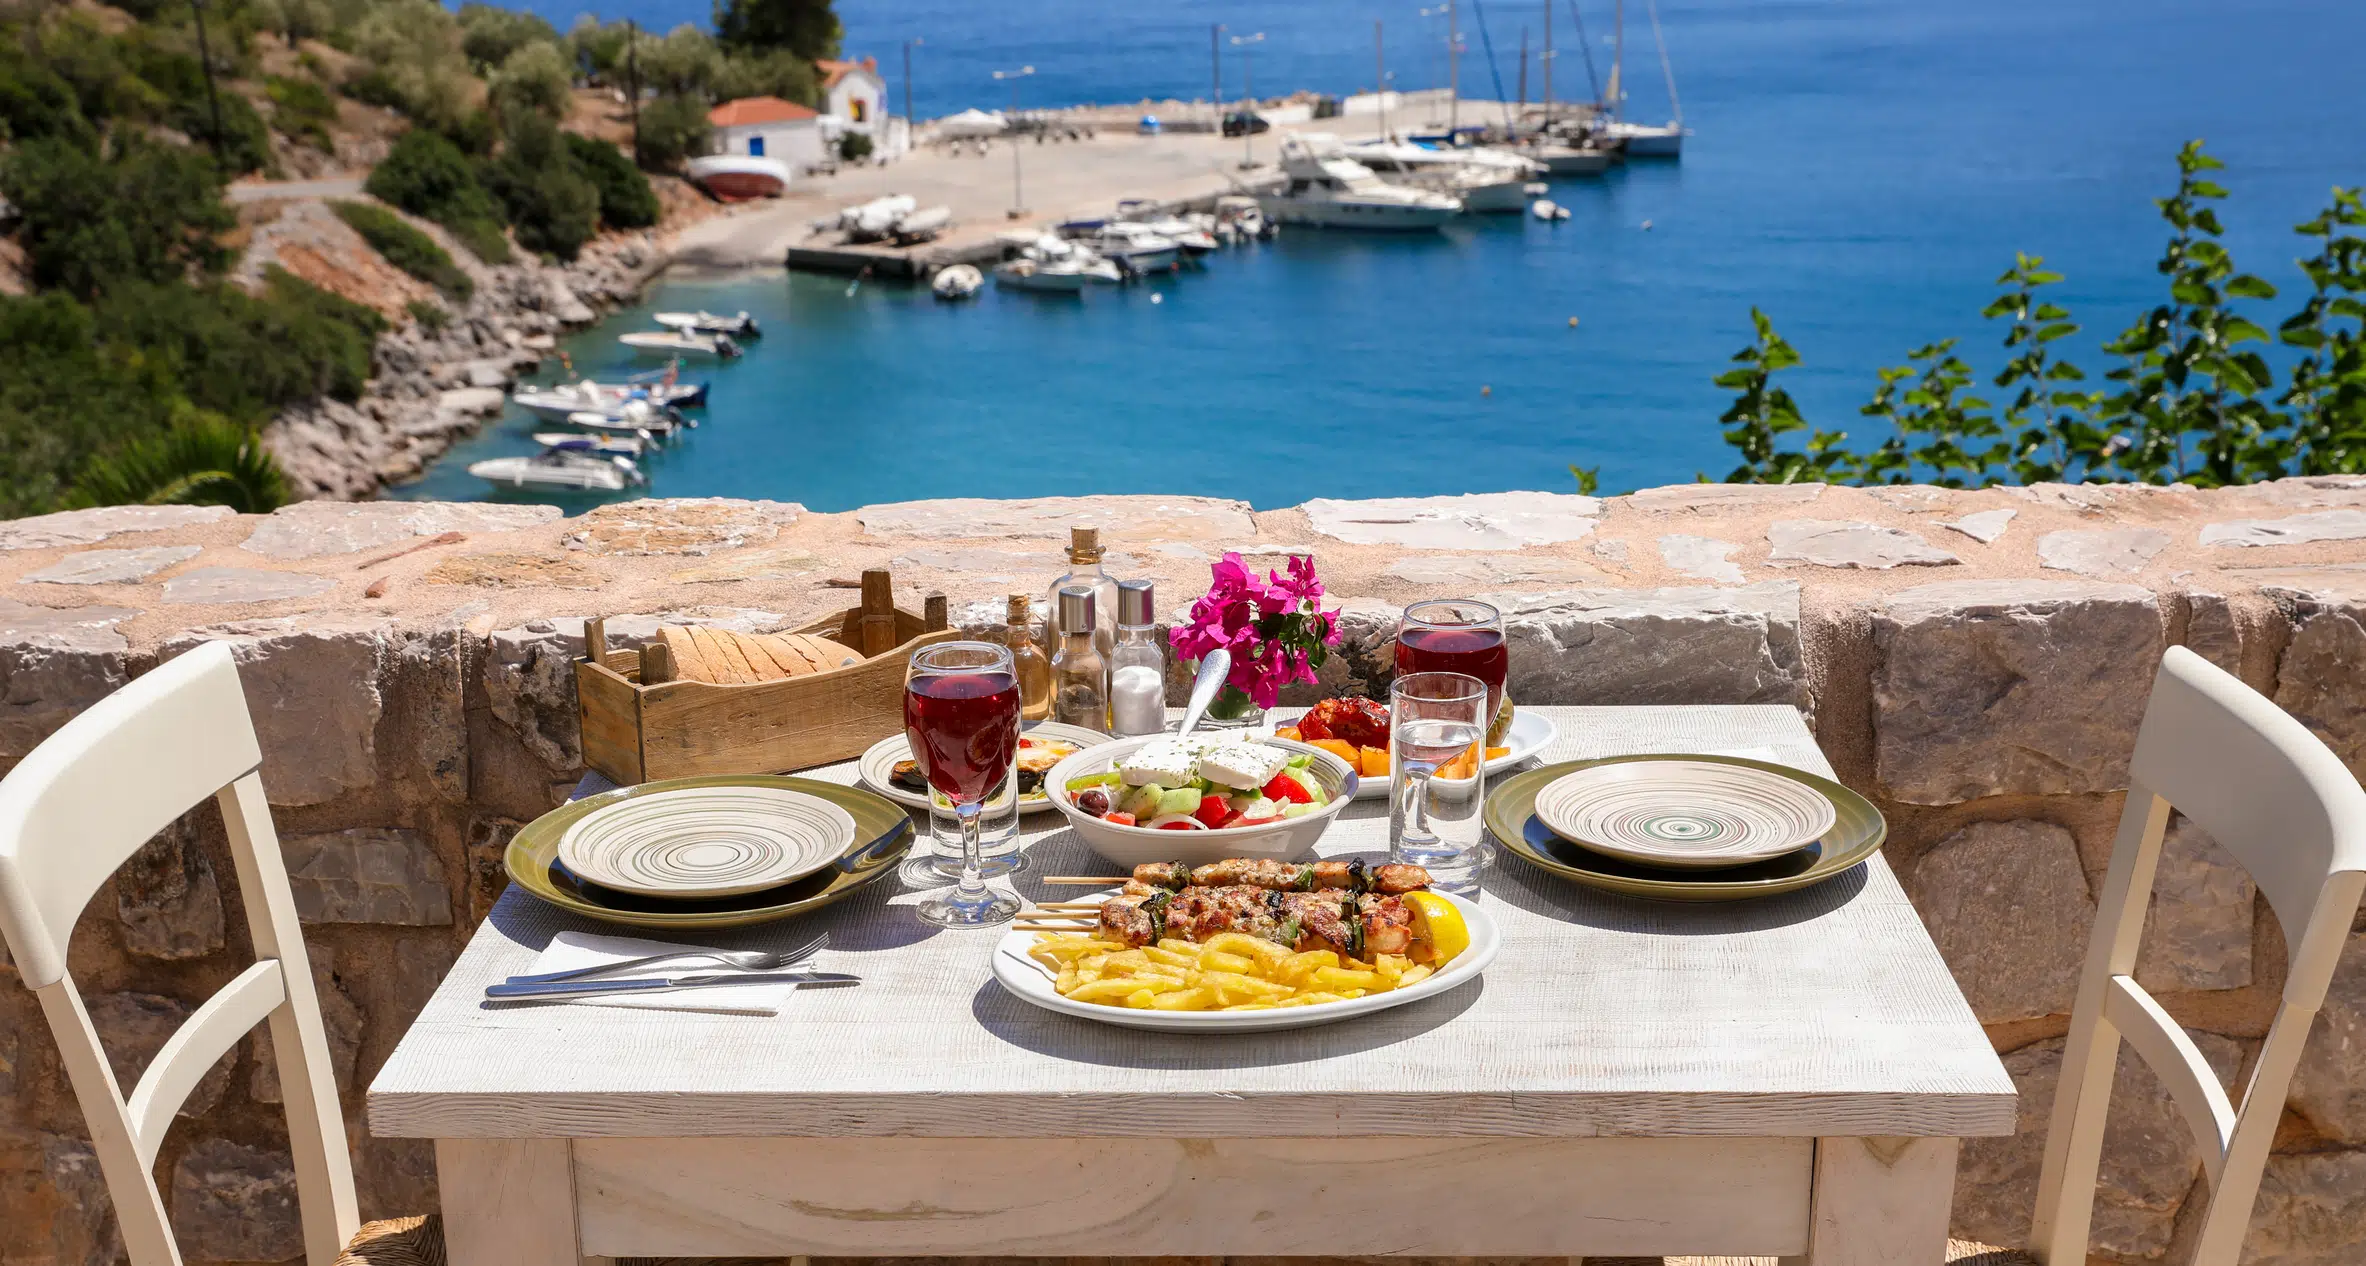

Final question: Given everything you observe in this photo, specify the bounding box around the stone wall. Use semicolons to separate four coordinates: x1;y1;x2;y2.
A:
2;483;2365;1265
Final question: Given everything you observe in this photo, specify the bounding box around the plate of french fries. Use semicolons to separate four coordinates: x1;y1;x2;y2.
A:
993;887;1500;1032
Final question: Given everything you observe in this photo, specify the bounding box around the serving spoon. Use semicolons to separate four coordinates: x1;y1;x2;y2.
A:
1173;648;1230;739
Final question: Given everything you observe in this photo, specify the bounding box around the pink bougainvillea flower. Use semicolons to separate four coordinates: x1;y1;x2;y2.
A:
1174;552;1342;708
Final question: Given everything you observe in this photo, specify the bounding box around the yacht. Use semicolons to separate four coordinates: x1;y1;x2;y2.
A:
1086;222;1182;274
619;330;742;359
1257;138;1462;231
469;440;646;493
994;251;1123;293
1342;141;1534;213
654;310;759;337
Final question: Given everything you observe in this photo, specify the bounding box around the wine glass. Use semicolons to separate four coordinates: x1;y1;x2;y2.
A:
1395;599;1508;723
904;641;1024;928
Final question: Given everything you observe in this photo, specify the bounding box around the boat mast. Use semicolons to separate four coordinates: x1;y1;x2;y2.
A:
1541;0;1552;129
1609;0;1624;122
1647;0;1680;126
1448;0;1459;132
1376;20;1389;138
1568;0;1602;117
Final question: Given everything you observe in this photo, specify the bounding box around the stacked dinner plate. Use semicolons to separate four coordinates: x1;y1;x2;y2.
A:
1484;755;1885;901
504;775;914;930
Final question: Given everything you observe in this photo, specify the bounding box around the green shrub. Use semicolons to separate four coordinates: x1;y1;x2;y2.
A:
70;409;290;513
265;74;338;149
407;297;451;330
93;269;382;420
714;0;843;61
710;48;818;107
459;3;560;71
837;129;871;162
123;43;276;174
0;291;181;514
489;39;573;122
565;133;660;228
0;134;233;295
634;92;710;170
332;200;474;300
348;0;476;132
365;128;513;263
480;112;598;259
0;49;98;147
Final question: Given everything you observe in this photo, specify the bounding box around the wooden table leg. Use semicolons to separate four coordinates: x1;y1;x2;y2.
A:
1779;1136;1959;1266
435;1138;611;1266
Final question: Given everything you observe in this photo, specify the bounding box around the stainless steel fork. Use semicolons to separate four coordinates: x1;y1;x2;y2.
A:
501;931;830;986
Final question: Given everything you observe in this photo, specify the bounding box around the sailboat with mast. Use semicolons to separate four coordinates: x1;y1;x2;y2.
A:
1527;0;1616;175
1596;0;1685;157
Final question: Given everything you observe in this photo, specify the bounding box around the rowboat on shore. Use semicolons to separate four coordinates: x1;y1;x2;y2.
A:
685;154;791;201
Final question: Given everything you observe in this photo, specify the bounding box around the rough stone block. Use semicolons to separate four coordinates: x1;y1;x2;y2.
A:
1954;1032;2241;1260
284;827;453;925
1941;508;2017;543
1382;553;1605;586
2182;589;2243;674
565;497;803;555
2289;934;2366;1143
2202;509;2366;547
857;495;1253;542
1473;583;1807;708
2242;1149;2366;1266
115;819;226;962
159;566;337;604
21;544;201;585
1299;492;1599;550
88;992;232;1117
0;598;133;772
2133;817;2255;994
1909;821;2096;1023
163;616;398;805
2037;528;2172;577
1871;580;2161;804
1627;482;1824;510
169;1138;302;1263
40;1135;122;1266
1768;519;1960;569
0;504;230;550
241;499;561;561
2272;587;2366;781
1657;534;1745;583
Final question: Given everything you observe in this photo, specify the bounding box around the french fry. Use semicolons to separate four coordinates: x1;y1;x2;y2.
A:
1149;987;1215;1011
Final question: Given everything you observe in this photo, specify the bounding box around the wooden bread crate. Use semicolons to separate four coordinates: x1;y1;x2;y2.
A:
575;570;958;785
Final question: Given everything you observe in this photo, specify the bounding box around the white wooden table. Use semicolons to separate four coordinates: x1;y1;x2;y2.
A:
367;705;2014;1264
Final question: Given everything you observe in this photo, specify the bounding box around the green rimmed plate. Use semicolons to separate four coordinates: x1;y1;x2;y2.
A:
1485;755;1885;902
506;775;912;930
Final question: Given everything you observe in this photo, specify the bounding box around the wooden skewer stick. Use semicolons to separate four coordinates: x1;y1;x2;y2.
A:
1015;923;1097;933
1044;876;1130;886
1034;901;1106;910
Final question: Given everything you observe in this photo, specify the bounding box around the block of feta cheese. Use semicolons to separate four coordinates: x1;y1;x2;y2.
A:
1197;741;1288;791
1119;738;1201;787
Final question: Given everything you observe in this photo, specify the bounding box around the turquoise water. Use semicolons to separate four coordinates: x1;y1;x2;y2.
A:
402;0;2366;510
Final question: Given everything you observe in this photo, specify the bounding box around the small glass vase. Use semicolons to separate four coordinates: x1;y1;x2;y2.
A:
1200;681;1265;729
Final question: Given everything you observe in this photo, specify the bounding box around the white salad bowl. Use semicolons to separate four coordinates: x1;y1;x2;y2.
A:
1042;734;1361;870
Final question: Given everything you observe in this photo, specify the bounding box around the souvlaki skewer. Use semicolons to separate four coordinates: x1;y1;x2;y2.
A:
1041;859;1440;963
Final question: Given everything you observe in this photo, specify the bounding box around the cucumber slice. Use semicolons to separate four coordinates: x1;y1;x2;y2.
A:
1120;784;1165;818
1281;803;1321;819
1285;753;1313;769
1156;786;1204;818
1064;771;1121;792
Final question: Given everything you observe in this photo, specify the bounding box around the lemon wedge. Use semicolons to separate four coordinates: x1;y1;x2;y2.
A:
1403;891;1470;965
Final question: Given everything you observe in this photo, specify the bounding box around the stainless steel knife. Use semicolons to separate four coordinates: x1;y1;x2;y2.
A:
483;971;861;1001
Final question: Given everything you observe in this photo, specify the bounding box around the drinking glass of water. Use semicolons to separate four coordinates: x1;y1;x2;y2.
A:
1388;671;1490;895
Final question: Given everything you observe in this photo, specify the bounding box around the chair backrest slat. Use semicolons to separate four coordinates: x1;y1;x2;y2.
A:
123;960;286;1168
0;645;260;989
0;643;358;1266
2032;647;2366;1266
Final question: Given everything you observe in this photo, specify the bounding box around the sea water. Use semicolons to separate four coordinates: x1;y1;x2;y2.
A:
398;0;2366;509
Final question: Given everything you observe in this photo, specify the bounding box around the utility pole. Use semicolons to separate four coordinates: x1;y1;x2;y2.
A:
1375;21;1387;139
902;38;921;125
626;18;643;167
1517;27;1528;118
188;0;227;166
1210;23;1223;120
1230;32;1264;169
992;65;1034;217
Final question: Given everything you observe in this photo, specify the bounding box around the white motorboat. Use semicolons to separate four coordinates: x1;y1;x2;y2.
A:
562;402;680;441
619;331;741;359
1531;142;1617;176
654;310;759;337
1257;139;1462;231
511;379;698;422
1342;139;1539;213
994;254;1123;292
532;432;647;457
1124;213;1219;255
841;194;919;241
1087;223;1181;274
1212;195;1273;243
932;264;984;299
1531;198;1571;221
890;206;953;244
1601;120;1684;157
469;443;645;493
685;154;790;201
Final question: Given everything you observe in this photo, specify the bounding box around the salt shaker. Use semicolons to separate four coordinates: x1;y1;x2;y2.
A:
1108;579;1166;736
1050;585;1109;732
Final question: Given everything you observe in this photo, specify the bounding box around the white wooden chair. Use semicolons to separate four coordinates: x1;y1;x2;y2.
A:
0;641;443;1266
2019;646;2366;1265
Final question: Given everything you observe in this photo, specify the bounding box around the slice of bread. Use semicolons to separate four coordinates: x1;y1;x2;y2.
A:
655;625;712;683
724;630;789;681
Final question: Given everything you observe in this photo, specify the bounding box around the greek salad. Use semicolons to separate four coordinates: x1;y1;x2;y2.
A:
1064;737;1331;831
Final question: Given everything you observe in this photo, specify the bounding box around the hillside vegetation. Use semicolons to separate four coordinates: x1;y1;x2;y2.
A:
0;0;841;518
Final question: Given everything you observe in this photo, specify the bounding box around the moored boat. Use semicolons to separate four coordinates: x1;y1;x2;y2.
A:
619;331;742;359
932;264;984;299
1258;138;1462;231
994;254;1123;292
685;155;791;201
889;206;954;244
469;442;646;493
1086;222;1181;274
531;432;647;457
654;310;759;337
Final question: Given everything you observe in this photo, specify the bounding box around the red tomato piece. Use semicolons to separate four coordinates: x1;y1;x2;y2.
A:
1193;793;1232;828
1104;811;1137;827
1262;772;1313;804
1155;819;1199;830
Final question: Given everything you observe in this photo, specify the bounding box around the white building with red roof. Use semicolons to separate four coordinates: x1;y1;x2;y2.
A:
818;56;908;159
706;95;826;172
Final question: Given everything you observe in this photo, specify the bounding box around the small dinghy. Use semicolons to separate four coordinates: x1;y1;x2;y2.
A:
532;432;646;457
1531;198;1571;221
890;205;953;244
470;440;646;493
619;330;741;359
562;404;680;442
654;310;759;337
932;264;984;299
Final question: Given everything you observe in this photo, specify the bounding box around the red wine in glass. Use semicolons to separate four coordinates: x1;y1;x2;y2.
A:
1396;599;1508;718
904;672;1022;803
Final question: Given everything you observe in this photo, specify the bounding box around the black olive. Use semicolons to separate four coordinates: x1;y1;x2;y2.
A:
1076;788;1111;816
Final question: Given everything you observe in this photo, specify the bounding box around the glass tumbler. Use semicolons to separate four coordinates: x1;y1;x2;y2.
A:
1388;671;1490;895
